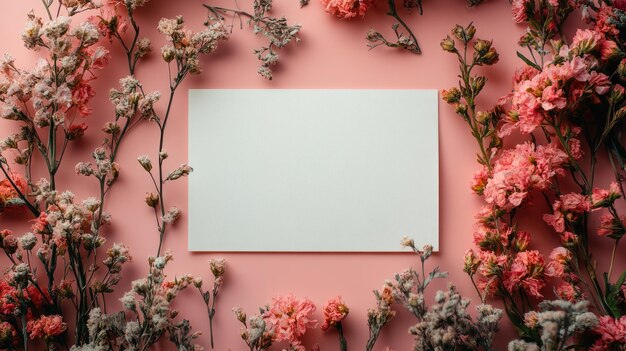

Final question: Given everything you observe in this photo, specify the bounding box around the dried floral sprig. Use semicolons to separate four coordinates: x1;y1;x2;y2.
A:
366;237;501;351
508;300;598;351
233;307;274;351
196;258;226;349
364;0;488;55
138;15;228;256
203;0;301;79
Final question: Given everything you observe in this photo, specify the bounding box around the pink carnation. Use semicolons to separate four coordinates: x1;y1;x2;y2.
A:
511;0;529;23
504;250;546;298
555;282;578;302
321;296;349;331
597;213;626;239
263;294;317;347
545;247;571;278
26;315;66;339
320;0;370;20
591;316;626;350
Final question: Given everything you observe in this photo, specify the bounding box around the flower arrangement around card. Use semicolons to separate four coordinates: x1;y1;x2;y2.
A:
440;0;626;350
1;0;626;351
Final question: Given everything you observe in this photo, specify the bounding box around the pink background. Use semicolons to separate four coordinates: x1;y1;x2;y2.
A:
1;1;622;350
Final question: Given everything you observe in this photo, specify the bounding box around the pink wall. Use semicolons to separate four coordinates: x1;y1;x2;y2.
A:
1;0;620;350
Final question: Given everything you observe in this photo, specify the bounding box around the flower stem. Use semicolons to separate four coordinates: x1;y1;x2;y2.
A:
336;322;348;351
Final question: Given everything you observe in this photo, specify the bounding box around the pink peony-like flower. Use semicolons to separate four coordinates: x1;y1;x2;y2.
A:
555;282;578;302
545;247;571;278
321;296;349;331
263;294;317;347
504;250;546;298
483;142;568;211
320;0;371;20
26;315;67;339
590;316;626;350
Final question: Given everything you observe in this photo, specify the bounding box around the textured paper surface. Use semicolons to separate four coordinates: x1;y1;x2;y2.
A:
188;89;438;252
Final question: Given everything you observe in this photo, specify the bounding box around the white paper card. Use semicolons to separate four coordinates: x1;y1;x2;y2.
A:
188;89;438;252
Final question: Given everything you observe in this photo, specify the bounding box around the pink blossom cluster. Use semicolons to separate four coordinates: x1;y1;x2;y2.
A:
590;316;626;351
501;54;611;136
0;173;27;213
320;0;371;20
262;294;317;350
477;142;569;211
26;315;67;339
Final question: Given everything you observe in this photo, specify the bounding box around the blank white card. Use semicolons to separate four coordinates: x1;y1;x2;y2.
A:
188;90;438;252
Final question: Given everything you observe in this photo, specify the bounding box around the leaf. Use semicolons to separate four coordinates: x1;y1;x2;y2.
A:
604;270;626;317
516;51;541;71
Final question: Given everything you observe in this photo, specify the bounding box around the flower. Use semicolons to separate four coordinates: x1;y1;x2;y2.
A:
0;172;27;212
209;257;226;278
321;296;349;331
263;294;317;346
320;0;371;20
503;250;546;298
26;315;67;339
597;213;626;239
590;316;626;350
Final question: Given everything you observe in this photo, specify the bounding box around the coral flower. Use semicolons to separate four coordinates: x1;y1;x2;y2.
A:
263;294;317;346
320;0;371;20
321;296;349;331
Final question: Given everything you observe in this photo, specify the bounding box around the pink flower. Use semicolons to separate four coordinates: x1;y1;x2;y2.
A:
483;142;567;211
597;213;626;239
591;316;626;350
0;173;27;212
504;250;546;298
320;0;371;20
471;166;489;195
263;294;317;346
572;29;603;53
560;193;591;213
588;71;611;95
591;182;621;207
26;315;66;339
545;247;571;278
321;296;349;331
72;81;95;117
88;46;110;69
511;0;529;23
541;85;566;111
555;282;578;302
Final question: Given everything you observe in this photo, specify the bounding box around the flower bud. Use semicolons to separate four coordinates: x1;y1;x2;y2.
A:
400;236;415;249
470;76;486;94
209;258;226;278
440;36;456;53
145;192;159;208
233;306;247;324
441;88;461;104
161;46;175;62
137;155;152;172
463;250;480;275
476;111;490;124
